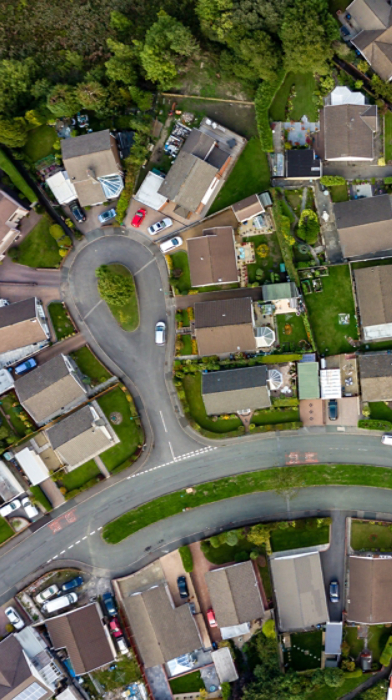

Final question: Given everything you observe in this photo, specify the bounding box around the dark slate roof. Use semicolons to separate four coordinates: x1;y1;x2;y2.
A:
182;129;215;159
286;149;321;178
334;194;392;229
358;352;392;378
15;354;70;401
0;298;36;329
194;298;253;329
202;366;267;395
46;405;93;449
61;130;111;159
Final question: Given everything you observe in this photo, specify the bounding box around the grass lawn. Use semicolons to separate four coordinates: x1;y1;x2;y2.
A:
103;462;392;544
368;625;391;663
30;485;52;511
270;73;318;122
61;460;101;492
169;672;202;694
182;373;242;433
71;346;111;386
93;656;141;691
329;184;349;203
244;232;283;284
276;313;309;352
285;630;322;671
0;392;31;437
305;265;358;355
48;302;75;341
0;148;36;203
385;112;392;163
170;251;191;294
351;519;392;552
0;516;13;544
344;627;364;658
285;190;302;218
252;407;300;425
180;334;193;355
370;402;392;422
208;138;271;215
103;264;139;332
201;536;254;565
310;674;364;700
270;518;329;552
97;386;143;472
24;126;57;163
15;215;62;268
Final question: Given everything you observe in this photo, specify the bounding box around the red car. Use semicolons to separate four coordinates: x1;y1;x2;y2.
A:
131;208;146;228
109;617;122;638
207;608;217;628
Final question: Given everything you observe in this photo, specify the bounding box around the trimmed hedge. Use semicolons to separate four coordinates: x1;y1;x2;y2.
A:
255;70;286;152
271;397;299;407
384;177;392;184
179;545;193;572
261;354;302;363
251;421;302;433
320;175;346;186
358;419;392;431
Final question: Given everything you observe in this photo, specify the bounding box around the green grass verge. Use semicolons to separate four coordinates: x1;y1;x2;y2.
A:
252;407;300;425
270;72;317;122
170;251;191;294
30;485;52;512
179;544;193;572
285;631;322;671
103;462;392;544
329;184;349;203
15;215;62;268
104;264;139;332
243;232;283;284
305;265;358;355
61;460;101;492
0;392;31;437
48;302;75;341
369;402;392;422
0;515;13;544
270;518;329;552
351;519;392;552
71;346;111;386
180;335;193;355
0;148;36;203
208;138;271;215
183;373;242;433
169;672;202;694
24;126;57;163
386;112;392;164
97;386;143;472
276;313;309;352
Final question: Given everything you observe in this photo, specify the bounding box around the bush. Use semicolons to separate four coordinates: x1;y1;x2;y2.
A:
209;535;221;548
272;397;299;407
254;69;286;152
324;668;345;688
260;353;302;363
49;224;64;240
358;419;392;431
226;530;239;546
30;485;52;511
297;209;320;245
262;619;276;639
320;175;346;186
179;545;193;572
96;264;134;306
221;683;231;700
384;177;392;185
8;246;20;261
380;636;392;666
60;234;72;247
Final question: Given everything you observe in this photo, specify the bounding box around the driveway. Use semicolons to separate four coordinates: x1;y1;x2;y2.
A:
189;542;221;644
313;182;343;263
320;510;346;622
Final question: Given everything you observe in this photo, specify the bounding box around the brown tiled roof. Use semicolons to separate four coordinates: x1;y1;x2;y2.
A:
62;131;121;206
0;298;47;354
352;25;392;82
232;195;263;222
188;227;238;287
355;266;392;327
194;297;252;329
323;105;376;160
335;196;392;258
347;557;392;623
0;636;52;700
196;325;256;356
358;352;392;401
348;0;391;30
205;562;264;628
46;603;114;674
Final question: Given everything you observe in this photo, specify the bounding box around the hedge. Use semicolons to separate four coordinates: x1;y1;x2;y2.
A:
0;148;36;203
251;421;302;433
320;176;346;186
380;636;392;666
271;397;299;407
255;70;286;152
384;177;392;184
179;545;193;572
358;419;392;431
261;354;302;363
30;485;52;512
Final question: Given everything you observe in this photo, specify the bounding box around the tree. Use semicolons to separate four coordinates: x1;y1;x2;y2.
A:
0;117;28;147
341;660;355;672
247;524;271;554
110;11;132;36
24;109;46;127
297;209;320;245
47;84;80;117
221;683;231;700
105;39;137;85
0;58;35;117
96;265;134;307
235;32;281;81
323;668;345;688
262;619;276;639
75;81;107;111
129;86;153;112
280;0;339;74
49;224;64;241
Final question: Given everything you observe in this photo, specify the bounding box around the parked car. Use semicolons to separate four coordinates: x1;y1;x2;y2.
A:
189;602;196;615
328;399;338;421
329;580;339;603
35;585;59;605
177;575;189;599
69;201;86;223
98;208;116;224
116;637;128;655
22;497;39;519
0;499;21;518
14;358;37;376
61;575;84;592
159;236;183;254
109;617;123;638
42;593;77;615
382;434;392;445
207;608;217;628
5;606;24;630
155;321;166;345
102;591;116;616
148;218;173;235
131;208;146;228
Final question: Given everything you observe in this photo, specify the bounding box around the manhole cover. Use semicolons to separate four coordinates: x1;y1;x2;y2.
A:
110;412;123;425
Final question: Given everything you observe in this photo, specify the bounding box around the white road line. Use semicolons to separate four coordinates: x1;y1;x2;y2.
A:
84;298;103;321
60;550;66;554
98;527;102;530
75;540;80;545
168;441;175;460
134;258;154;276
82;536;87;541
127;476;131;479
52;555;58;560
90;531;96;536
47;559;52;563
160;410;168;433
68;545;74;549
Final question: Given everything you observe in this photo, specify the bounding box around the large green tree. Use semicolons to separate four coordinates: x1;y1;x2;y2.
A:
297;209;320;245
0;59;35;117
96;265;134;307
0;117;28;147
75;81;107;111
105;38;138;85
280;0;338;74
47;84;80;117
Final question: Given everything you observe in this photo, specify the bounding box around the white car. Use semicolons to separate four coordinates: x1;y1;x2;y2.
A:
22;497;39;519
5;606;24;630
382;434;392;445
148;218;173;235
35;585;59;605
159;236;183;254
155;321;166;345
0;499;21;518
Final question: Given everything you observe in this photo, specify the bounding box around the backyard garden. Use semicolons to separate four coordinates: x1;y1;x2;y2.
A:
97;385;144;472
351;518;392;552
71;346;112;386
344;624;390;666
276;313;309;353
243;233;283;285
284;630;322;671
48;302;75;341
9;214;64;268
269;73;318;122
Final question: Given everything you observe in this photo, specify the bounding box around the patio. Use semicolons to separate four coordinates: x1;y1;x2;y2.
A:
283;116;320;147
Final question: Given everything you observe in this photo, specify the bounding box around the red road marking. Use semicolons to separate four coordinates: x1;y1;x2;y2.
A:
65;510;77;523
49;520;62;534
49;509;77;534
304;452;319;463
285;452;301;465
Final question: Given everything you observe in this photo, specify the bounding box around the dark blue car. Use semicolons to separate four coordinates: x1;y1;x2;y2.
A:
329;580;339;603
102;591;116;616
61;575;84;592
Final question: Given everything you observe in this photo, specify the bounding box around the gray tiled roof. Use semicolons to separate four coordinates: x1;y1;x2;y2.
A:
61;130;111;159
202;366;270;414
205;561;264;628
202;366;267;394
0;298;36;329
46;405;93;450
194;298;252;329
347;557;392;623
0;636;52;700
335;195;392;229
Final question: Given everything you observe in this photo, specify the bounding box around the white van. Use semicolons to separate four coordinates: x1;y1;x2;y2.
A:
382;434;392;445
42;592;77;614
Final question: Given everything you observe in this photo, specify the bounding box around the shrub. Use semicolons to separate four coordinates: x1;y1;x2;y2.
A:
358;419;392;431
8;246;20;261
234;550;249;563
179;545;193;572
59;249;68;257
60;234;72;247
323;668;345;688
209;535;221;548
380;636;392;666
320;175;346;186
261;353;302;363
257;243;269;258
254;69;286;152
221;683;231;700
96;265;134;306
384;177;392;185
49;224;64;240
226;530;239;546
262;619;276;639
272;397;299;407
297;209;319;245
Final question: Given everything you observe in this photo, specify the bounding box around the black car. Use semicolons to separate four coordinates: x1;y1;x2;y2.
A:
177;575;189;599
69;201;86;223
328;399;338;421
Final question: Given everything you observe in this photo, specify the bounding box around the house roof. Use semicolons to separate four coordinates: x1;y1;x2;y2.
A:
61;130;113;159
188;227;238;287
194;298;256;355
325;622;343;656
270;552;329;631
358;352;392;401
205;561;264;628
202;366;270;414
46;405;113;467
355;265;392;328
232;194;264;222
196;326;256;356
15;448;49;486
45;171;77;206
330;86;365;106
211;648;238;684
347;556;392;623
285;150;321;178
262;282;298;301
323;105;376;160
45;603;114;674
194;297;252;329
125;584;201;668
298;361;320;400
15;355;86;424
182;129;216;159
334;195;392;258
0;298;47;354
354;28;392;81
62;130;121;206
158;151;218;213
347;0;392;30
0;636;52;700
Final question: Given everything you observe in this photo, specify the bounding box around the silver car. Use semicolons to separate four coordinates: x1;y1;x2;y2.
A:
98;208;116;224
148;218;173;235
155;321;166;345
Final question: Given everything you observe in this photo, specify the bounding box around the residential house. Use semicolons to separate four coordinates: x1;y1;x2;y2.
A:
134;171;167;212
45;403;119;471
334;196;392;258
188;227;238;288
45;172;77;206
232;194;265;223
270;551;329;631
194;298;257;356
315;104;377;161
354;265;392;341
262;282;299;314
15;354;87;426
347;555;392;623
45;602;116;674
0;634;54;700
201;366;270;415
0;460;24;503
61;130;123;207
298;360;320;400
14;626;64;692
14;449;50;487
346;0;392;81
0;298;50;369
285;149;322;179
0;188;29;261
358;352;392;402
205;561;264;639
